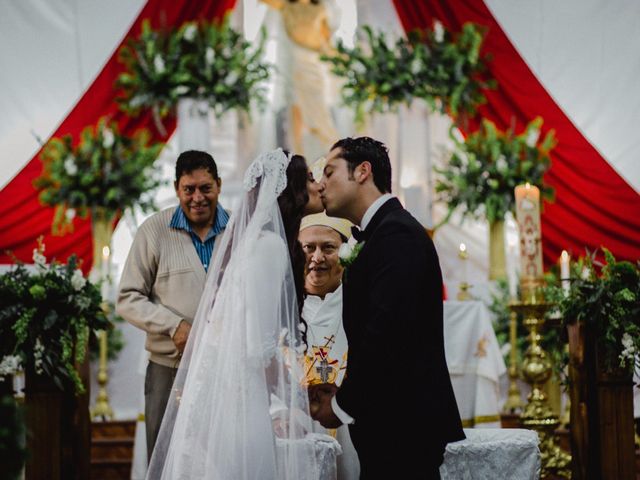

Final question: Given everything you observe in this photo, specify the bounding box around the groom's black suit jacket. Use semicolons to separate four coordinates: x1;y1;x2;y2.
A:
336;198;464;478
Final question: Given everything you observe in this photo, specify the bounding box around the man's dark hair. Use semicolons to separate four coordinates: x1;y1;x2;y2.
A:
330;137;392;193
175;150;219;182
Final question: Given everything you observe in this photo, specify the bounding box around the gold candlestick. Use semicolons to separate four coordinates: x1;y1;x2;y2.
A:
503;310;524;412
91;305;113;420
457;243;471;301
511;286;571;479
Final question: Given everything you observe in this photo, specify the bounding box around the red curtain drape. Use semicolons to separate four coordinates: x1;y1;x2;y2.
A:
392;0;640;267
0;0;236;273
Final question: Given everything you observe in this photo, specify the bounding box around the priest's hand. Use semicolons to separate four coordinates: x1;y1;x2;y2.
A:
308;383;342;429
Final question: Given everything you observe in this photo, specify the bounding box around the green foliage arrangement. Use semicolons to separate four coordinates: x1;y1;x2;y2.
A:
551;249;640;374
0;394;26;480
116;18;270;128
0;240;109;393
34;117;163;234
322;21;493;124
435;117;556;225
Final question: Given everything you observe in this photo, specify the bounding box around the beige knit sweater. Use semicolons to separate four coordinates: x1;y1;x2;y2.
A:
116;207;223;367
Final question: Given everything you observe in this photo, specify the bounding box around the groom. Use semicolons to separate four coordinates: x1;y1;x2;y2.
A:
309;137;464;479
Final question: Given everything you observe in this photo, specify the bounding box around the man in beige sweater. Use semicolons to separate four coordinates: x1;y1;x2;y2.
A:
117;150;229;461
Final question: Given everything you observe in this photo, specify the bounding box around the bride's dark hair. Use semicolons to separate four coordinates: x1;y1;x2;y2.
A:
278;153;309;331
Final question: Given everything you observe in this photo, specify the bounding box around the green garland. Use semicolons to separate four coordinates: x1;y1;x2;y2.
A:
33;117;163;234
0;241;109;393
435;117;556;225
322;22;493;124
116;17;270;124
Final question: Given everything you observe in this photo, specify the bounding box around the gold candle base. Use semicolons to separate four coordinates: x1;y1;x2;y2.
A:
503;310;524;413
511;296;571;479
457;282;472;301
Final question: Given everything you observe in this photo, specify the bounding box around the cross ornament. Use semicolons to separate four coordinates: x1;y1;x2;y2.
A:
315;358;333;383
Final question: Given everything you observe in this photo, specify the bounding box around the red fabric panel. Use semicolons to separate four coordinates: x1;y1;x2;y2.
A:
392;0;640;267
0;0;236;273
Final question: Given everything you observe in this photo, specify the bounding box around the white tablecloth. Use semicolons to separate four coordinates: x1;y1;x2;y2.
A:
440;428;541;479
444;301;507;428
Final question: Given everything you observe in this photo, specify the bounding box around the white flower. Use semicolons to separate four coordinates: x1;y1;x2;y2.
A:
154;54;165;74
619;333;636;366
525;128;540;148
500;342;511;357
174;85;190;96
183;23;197;41
63;155;78;176
496;155;508;172
338;242;354;261
102;127;115;149
225;70;239;86
433;20;445;42
32;248;47;268
621;333;634;350
0;355;22;377
71;269;87;291
65;208;76;221
205;47;215;66
34;338;45;375
580;267;591;280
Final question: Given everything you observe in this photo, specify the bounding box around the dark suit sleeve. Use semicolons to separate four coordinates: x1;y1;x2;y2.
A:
336;225;431;420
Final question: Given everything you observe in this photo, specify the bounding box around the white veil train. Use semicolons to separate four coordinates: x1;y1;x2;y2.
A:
147;149;339;480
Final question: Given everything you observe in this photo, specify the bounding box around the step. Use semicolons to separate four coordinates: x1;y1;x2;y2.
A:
92;419;136;439
91;436;135;460
90;458;132;480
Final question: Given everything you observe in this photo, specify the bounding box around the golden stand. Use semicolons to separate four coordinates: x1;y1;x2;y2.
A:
90;208;114;421
511;281;571;479
91;305;113;420
503;310;524;412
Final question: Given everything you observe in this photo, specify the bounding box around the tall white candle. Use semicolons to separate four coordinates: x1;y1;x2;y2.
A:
101;246;110;300
560;250;570;296
514;183;544;278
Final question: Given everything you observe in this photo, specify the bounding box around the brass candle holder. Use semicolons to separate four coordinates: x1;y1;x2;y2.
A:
91;303;114;420
503;310;524;412
510;279;571;479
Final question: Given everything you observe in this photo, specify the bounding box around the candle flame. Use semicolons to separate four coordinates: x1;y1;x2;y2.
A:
102;246;110;258
525;182;531;189
561;250;569;261
459;243;466;253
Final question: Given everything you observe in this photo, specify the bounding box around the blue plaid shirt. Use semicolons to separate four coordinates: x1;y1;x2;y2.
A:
169;205;229;272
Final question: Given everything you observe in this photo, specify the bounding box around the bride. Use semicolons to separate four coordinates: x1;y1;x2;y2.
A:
146;149;341;479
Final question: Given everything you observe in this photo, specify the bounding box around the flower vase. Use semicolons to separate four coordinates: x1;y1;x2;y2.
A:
488;219;506;280
177;97;212;153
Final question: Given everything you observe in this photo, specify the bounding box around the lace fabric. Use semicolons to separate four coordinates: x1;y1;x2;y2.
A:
147;149;339;479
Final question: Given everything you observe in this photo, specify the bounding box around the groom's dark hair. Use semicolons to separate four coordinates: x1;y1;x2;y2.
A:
331;137;392;194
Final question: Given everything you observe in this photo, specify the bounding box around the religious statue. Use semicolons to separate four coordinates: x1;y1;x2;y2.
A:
261;0;340;157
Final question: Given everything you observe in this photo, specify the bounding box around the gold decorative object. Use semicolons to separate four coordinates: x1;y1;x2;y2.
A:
90;208;114;420
503;310;524;412
457;243;472;301
510;283;571;479
488;219;506;280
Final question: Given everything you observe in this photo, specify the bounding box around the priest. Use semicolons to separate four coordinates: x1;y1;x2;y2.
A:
299;212;360;480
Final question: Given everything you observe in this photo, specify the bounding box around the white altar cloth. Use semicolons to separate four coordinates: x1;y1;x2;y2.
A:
444;301;507;428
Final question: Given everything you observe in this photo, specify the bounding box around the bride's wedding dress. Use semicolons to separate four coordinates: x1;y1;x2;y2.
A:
146;149;340;479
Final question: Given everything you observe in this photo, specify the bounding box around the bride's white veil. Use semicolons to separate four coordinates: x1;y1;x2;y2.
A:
147;149;333;479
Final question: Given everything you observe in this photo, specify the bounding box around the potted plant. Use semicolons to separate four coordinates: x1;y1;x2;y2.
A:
435;117;556;279
554;249;639;479
116;17;271;136
322;21;493;126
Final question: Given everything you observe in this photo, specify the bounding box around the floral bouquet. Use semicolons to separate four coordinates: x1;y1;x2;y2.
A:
116;17;270;131
0;240;109;393
33;117;163;234
322;21;493;124
435;117;556;225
